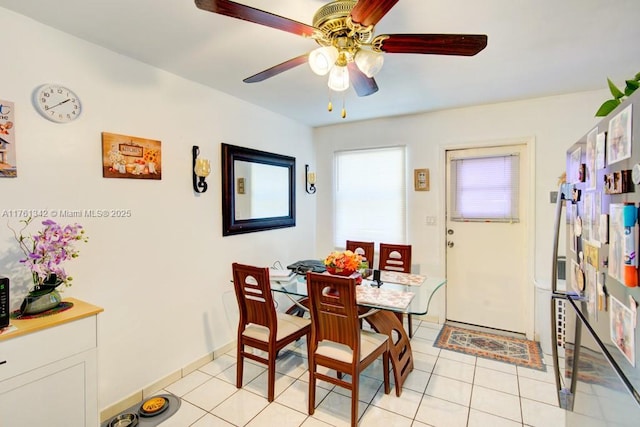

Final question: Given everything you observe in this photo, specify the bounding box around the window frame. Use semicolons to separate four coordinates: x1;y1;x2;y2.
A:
333;146;408;247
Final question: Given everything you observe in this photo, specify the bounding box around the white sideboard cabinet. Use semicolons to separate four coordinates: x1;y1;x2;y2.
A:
0;298;103;427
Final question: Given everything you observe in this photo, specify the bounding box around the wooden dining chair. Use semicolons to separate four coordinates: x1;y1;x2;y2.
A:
378;243;412;273
231;263;311;402
306;272;390;426
378;243;414;337
345;240;375;269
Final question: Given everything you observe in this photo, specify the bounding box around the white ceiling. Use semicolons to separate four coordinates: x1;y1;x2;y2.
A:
2;0;639;127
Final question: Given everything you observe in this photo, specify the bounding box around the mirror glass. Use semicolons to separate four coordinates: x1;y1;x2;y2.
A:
222;143;296;236
234;160;289;220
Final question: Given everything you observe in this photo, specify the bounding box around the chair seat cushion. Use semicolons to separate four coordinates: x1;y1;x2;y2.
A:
243;312;310;342
315;330;388;363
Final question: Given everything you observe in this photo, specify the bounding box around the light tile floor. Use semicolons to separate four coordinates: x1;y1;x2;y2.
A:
146;320;566;426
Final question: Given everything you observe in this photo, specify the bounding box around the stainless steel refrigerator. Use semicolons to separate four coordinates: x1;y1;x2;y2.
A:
551;91;640;426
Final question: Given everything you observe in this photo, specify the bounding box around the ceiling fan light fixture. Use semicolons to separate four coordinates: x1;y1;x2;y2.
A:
328;65;350;91
354;49;384;78
309;46;339;76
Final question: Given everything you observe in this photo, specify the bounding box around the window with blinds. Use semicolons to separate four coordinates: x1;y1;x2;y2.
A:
334;146;407;247
450;154;520;222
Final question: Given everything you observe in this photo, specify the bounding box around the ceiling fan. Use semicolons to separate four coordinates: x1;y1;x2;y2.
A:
195;0;488;117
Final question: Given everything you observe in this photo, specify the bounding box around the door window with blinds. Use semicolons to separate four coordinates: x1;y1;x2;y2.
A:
449;153;520;222
334;146;406;247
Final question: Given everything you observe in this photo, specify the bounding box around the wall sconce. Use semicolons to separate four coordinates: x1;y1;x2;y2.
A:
192;145;210;193
305;164;316;194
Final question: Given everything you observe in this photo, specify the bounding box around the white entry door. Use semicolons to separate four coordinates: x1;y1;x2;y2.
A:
445;143;529;333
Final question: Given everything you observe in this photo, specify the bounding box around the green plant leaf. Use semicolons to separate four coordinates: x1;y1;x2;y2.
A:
608;78;625;99
625;79;640;96
635;72;640;81
595;99;621;117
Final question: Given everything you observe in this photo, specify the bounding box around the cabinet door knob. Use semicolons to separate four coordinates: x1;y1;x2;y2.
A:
0;360;6;365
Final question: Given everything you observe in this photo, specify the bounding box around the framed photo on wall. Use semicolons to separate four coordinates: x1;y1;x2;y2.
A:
101;132;162;180
414;168;429;191
0;99;16;177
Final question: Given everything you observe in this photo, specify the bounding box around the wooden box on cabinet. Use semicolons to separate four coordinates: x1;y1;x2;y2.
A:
0;298;103;427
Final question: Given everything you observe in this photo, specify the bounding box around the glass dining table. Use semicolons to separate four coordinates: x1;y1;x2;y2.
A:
271;272;446;316
270;271;446;396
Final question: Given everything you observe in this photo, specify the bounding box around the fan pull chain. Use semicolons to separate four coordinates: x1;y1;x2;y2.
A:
326;90;346;118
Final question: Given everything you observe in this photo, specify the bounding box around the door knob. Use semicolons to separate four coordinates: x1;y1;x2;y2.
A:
447;229;454;235
447;241;454;248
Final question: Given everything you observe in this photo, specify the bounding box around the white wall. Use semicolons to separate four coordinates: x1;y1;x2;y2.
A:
313;90;607;337
0;10;316;409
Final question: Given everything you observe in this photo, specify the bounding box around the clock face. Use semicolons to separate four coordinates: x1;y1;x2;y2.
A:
33;84;82;123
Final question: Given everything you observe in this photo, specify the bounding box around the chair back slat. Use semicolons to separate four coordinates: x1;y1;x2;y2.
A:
306;272;360;353
232;263;276;330
378;243;412;273
345;240;375;268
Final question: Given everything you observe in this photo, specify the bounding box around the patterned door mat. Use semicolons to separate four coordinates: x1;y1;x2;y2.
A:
434;324;546;371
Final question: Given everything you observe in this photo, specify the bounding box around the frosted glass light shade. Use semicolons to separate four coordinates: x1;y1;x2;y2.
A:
328;65;350;91
194;158;211;177
354;49;384;78
309;46;339;76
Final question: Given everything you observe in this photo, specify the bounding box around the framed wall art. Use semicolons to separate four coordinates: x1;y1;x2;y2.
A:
102;132;161;180
414;168;429;191
0;99;16;177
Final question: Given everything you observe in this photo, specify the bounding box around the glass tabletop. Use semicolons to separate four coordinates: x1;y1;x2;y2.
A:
270;273;446;315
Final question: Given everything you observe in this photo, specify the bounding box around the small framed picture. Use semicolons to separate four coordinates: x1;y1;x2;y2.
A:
0;99;17;177
607;104;632;165
237;177;245;194
102;132;162;180
414;168;429;191
610;295;636;366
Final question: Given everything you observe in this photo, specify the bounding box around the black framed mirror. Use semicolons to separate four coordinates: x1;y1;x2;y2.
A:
221;143;296;236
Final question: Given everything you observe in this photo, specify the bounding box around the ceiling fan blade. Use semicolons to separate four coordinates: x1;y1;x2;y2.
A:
195;0;317;37
347;63;379;97
379;34;488;56
350;0;399;27
243;54;310;83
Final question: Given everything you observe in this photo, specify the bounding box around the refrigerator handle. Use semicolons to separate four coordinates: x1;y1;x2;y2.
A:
550;294;564;407
551;184;572;294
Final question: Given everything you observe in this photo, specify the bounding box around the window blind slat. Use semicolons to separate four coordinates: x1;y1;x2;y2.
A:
451;154;519;222
334;147;406;246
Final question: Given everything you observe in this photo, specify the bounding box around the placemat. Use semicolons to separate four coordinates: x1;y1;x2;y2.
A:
366;271;426;286
356;286;415;310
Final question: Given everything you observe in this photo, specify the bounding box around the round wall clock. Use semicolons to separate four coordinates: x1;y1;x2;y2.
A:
33;84;82;123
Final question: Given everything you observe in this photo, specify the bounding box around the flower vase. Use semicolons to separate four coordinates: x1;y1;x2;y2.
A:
326;267;363;284
20;275;63;315
326;266;355;276
20;287;62;315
